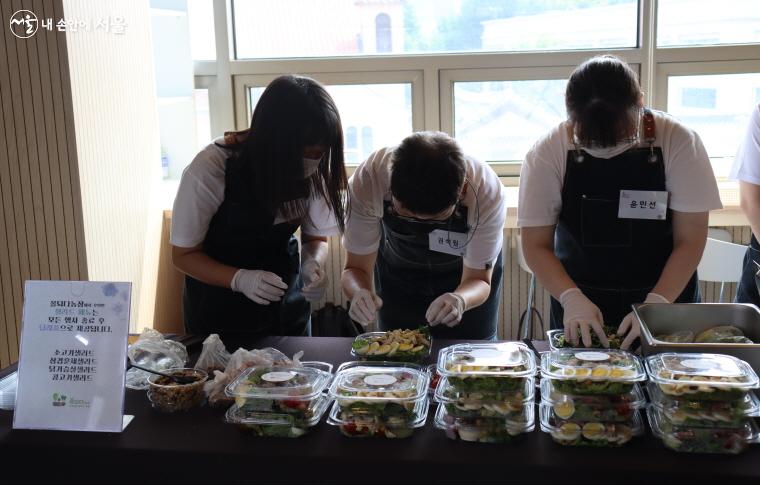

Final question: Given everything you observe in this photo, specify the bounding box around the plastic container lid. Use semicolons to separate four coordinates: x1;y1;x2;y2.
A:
540;378;646;408
326;396;430;429
437;342;537;378
539;403;643;445
329;362;429;402
225;365;332;402
645;353;760;391
433;399;535;438
435;375;535;404
225;394;330;427
540;349;646;382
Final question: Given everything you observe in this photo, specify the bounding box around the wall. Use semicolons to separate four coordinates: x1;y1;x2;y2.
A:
0;0;88;368
63;0;161;332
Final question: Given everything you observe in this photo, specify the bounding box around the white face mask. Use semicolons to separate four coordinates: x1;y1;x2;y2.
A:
581;138;639;159
303;157;322;177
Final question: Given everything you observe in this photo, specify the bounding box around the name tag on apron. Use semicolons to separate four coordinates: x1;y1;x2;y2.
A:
429;229;467;257
618;190;668;220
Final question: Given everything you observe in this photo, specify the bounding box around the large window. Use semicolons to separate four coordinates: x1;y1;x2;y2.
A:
231;0;638;59
194;0;760;181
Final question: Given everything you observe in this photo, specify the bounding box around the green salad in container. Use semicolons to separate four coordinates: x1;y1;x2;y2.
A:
541;349;645;396
435;375;534;420
647;406;758;454
540;404;641;447
647;382;760;428
540;379;645;423
645;353;760;403
547;327;622;350
437;342;537;394
434;401;534;443
351;327;432;363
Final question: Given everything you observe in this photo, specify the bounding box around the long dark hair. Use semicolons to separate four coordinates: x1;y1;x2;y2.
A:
221;75;348;232
565;55;641;148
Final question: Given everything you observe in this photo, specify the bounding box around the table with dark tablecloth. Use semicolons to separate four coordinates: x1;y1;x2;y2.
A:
1;336;758;484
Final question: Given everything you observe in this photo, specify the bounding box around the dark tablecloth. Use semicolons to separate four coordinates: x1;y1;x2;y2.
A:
0;336;758;484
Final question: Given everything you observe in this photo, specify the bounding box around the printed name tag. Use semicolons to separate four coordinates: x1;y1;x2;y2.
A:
429;229;467;257
618;190;668;220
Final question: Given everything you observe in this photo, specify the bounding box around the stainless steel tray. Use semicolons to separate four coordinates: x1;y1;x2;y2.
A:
633;303;760;374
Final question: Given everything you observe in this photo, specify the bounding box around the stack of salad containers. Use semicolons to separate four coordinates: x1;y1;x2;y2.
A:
539;349;647;447
224;364;333;438
433;342;537;443
645;353;760;454
327;362;430;438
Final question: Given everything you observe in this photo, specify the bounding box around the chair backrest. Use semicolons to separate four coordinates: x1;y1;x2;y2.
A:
697;237;747;283
516;233;533;275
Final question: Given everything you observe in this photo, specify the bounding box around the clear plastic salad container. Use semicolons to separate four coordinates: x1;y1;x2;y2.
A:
328;362;429;436
326;396;429;438
351;328;432;363
647;406;759;454
540;349;645;395
225;365;332;422
434;399;535;443
224;394;330;438
540;379;645;423
645;353;760;402
547;328;622;350
647;382;760;428
435;375;534;420
539;403;643;447
437;342;537;394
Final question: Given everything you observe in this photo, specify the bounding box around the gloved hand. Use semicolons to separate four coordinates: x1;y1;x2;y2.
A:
426;293;466;327
348;289;383;328
231;269;288;305
618;292;668;350
559;288;608;348
301;259;327;303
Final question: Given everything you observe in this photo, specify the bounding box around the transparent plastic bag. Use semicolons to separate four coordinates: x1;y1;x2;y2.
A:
655;331;695;343
695;326;751;344
205;347;304;408
194;334;231;375
126;328;188;390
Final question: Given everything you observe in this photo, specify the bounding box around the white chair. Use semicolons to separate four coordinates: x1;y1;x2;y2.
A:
516;233;543;339
697;234;748;302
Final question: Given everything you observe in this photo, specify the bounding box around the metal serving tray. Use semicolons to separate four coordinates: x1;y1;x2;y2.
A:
633;303;760;375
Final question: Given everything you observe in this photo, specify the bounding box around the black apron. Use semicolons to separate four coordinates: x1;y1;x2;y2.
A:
182;157;310;337
549;128;699;329
735;234;760;306
373;200;503;340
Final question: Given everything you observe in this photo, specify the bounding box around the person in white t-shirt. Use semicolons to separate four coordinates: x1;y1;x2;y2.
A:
519;55;722;350
341;132;507;340
730;104;760;305
171;75;348;337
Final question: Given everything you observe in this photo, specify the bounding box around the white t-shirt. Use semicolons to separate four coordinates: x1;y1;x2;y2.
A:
170;138;340;248
730;104;760;185
518;110;723;228
342;147;507;270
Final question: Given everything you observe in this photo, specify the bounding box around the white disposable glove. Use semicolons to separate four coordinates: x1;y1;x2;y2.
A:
301;259;327;303
559;288;608;348
348;289;383;328
426;293;466;327
618;292;668;350
230;269;288;305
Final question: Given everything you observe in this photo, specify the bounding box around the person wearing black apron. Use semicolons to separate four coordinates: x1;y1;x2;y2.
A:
731;104;760;307
171;75;348;340
518;56;721;350
342;132;506;340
